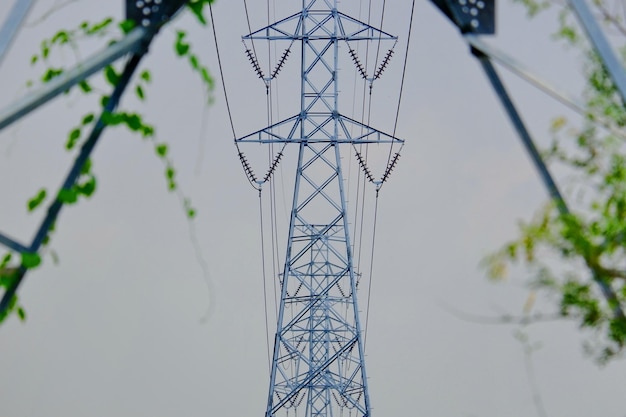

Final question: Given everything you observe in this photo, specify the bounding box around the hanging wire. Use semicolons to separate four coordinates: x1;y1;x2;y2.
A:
209;3;236;140
258;190;273;371
380;0;415;187
265;0;282;321
208;2;260;191
352;0;377;275
363;191;380;349
371;0;388;83
393;0;415;138
362;0;416;348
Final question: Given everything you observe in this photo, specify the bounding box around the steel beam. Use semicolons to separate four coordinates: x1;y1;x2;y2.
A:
0;233;29;254
0;26;150;132
0;0;36;67
473;49;625;319
569;0;626;104
0;50;148;316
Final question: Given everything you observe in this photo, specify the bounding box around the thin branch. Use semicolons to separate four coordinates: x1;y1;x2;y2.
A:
515;331;550;417
440;302;565;326
594;0;626;37
26;0;82;27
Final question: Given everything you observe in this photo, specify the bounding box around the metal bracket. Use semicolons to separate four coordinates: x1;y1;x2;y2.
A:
125;0;187;28
431;0;495;34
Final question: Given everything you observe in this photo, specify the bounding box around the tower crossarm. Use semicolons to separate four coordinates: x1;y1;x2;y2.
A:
235;113;404;145
243;10;397;42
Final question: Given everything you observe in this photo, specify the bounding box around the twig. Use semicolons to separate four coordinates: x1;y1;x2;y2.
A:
27;0;82;27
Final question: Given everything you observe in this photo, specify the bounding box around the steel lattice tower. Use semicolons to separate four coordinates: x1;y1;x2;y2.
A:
236;1;403;416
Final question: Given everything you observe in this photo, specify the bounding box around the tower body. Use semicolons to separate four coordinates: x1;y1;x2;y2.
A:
236;1;403;416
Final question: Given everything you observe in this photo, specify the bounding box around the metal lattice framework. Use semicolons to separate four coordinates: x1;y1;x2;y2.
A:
236;1;403;416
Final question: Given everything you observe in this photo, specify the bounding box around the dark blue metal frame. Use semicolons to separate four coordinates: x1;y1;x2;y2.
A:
0;0;188;317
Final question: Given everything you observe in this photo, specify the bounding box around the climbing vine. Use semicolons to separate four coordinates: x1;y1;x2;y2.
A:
0;0;215;324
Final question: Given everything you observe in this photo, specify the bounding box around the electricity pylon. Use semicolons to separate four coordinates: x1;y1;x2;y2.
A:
235;1;403;416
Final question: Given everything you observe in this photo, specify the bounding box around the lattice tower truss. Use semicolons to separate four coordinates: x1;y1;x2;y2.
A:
235;1;404;416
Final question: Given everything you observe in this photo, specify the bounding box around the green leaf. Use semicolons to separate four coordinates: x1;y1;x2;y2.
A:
135;85;145;101
0;294;17;324
187;1;208;25
189;55;200;70
175;31;190;56
82;113;95;125
41;40;49;59
77;175;97;197
166;167;176;190
41;68;63;83
119;19;137;35
78;80;93;93
155;144;168;158
30;54;38;65
80;158;92;175
1;253;12;269
66;127;81;150
86;17;113;35
104;65;120;86
21;252;41;269
140;70;152;83
16;306;26;322
57;188;78;204
124;113;142;131
51;30;70;45
201;67;213;88
27;188;47;212
141;125;155;137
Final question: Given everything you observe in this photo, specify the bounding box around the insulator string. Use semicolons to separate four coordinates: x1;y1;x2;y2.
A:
373;47;394;80
271;43;293;79
348;45;368;79
244;43;265;79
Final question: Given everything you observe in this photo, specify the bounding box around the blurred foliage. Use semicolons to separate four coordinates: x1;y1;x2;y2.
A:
0;0;214;325
487;0;626;364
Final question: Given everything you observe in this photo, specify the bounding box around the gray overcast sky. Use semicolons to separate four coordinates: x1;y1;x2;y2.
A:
1;1;625;417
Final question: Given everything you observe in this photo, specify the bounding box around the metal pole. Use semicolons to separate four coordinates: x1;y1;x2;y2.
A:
0;233;29;254
465;34;626;140
465;34;587;116
0;0;36;67
569;0;626;104
0;50;148;316
474;49;625;319
0;26;150;132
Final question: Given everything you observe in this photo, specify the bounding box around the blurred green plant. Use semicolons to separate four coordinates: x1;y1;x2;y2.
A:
485;0;626;364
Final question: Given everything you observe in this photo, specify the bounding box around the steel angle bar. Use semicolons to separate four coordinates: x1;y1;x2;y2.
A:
0;26;151;132
0;50;148;316
0;0;36;67
465;34;626;140
465;34;587;115
473;50;625;319
0;232;29;254
569;0;626;105
473;51;567;210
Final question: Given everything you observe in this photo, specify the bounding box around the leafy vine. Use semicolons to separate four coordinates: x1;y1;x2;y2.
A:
0;0;215;324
